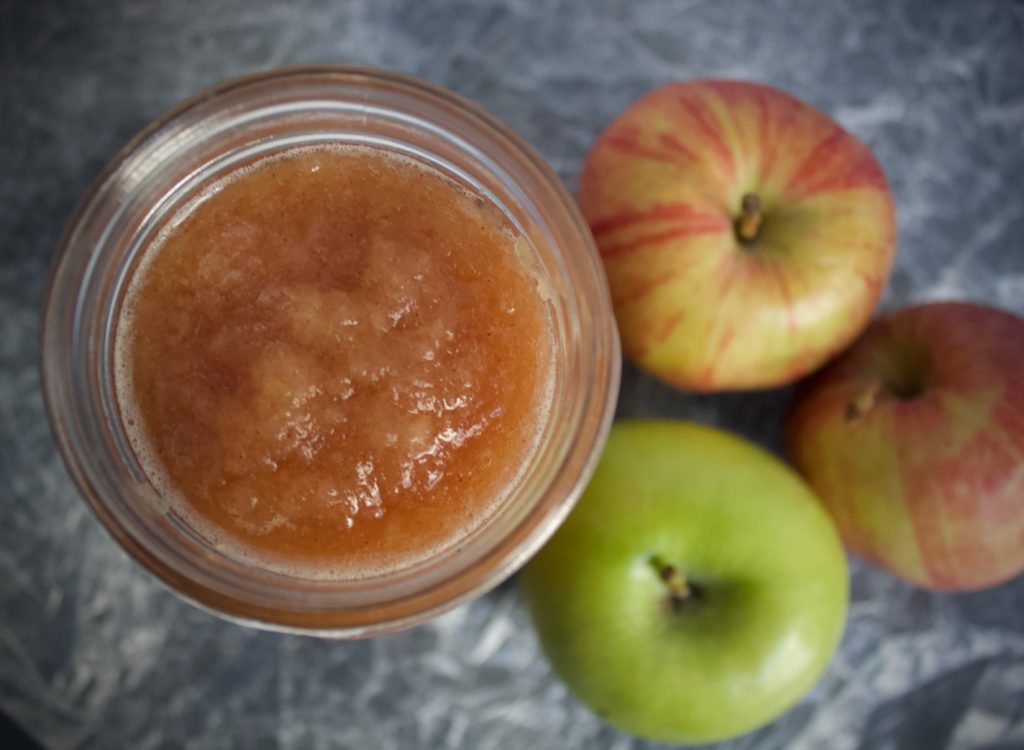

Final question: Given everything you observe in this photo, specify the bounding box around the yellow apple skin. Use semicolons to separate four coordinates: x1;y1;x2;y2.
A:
579;80;896;392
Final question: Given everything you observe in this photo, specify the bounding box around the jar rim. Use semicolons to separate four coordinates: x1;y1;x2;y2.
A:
41;65;620;637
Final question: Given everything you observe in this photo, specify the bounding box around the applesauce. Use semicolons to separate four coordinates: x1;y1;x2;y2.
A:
115;145;555;577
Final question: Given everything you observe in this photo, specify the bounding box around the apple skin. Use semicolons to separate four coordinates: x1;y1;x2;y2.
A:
785;302;1024;591
578;80;896;392
520;421;848;745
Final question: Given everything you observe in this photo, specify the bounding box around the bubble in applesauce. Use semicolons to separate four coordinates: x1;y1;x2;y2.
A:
114;144;556;580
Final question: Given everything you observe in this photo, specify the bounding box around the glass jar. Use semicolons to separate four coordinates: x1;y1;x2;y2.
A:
41;66;620;637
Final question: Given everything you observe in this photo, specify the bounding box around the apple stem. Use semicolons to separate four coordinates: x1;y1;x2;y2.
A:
651;557;691;600
846;381;882;421
736;192;763;244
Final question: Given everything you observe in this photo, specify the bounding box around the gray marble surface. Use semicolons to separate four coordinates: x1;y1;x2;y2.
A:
3;0;1024;748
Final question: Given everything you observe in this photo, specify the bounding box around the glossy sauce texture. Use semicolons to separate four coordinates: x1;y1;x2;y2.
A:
116;146;554;577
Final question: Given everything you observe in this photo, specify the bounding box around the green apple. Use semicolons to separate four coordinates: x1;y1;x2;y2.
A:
520;421;848;745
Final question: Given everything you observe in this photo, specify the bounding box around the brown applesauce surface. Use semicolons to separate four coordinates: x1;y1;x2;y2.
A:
115;146;555;577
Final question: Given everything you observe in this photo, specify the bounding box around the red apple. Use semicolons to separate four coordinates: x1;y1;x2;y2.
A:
578;80;896;391
785;302;1024;591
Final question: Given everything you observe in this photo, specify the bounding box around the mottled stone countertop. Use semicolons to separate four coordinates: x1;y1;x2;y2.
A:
2;1;1023;748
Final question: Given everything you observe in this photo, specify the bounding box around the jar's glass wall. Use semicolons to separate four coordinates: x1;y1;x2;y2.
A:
41;66;620;637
